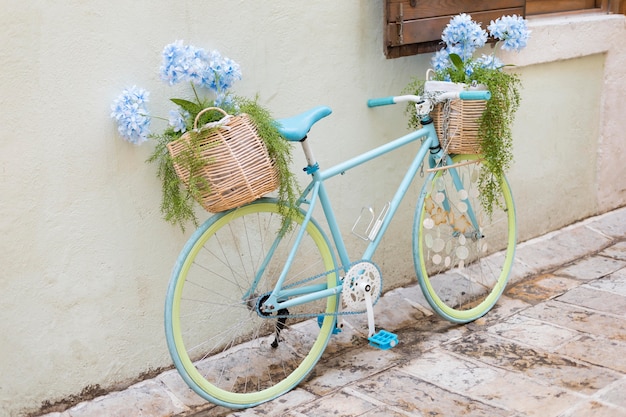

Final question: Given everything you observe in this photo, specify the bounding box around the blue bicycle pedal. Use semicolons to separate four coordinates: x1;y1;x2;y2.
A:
368;330;398;350
317;315;342;334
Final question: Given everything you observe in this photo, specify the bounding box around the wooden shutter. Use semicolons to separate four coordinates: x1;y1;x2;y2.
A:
526;0;608;15
385;0;526;58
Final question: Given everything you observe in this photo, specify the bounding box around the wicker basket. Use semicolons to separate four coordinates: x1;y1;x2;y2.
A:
424;75;487;155
432;99;486;154
166;107;279;213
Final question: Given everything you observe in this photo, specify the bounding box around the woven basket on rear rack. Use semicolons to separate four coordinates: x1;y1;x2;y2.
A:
166;107;279;213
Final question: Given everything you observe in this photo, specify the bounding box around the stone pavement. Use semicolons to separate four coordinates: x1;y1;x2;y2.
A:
40;207;626;417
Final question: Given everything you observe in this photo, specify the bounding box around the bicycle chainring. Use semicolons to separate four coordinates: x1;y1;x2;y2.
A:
341;261;382;312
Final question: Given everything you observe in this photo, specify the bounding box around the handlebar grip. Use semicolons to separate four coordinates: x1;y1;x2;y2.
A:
367;97;396;107
459;91;491;100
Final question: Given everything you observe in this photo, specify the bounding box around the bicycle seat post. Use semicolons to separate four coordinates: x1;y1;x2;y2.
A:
301;138;320;175
274;106;331;175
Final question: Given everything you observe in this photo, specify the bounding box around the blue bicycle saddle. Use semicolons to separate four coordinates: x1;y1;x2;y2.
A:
275;106;332;142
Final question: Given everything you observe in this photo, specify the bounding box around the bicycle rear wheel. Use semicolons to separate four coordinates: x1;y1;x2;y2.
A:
414;155;516;323
165;199;338;408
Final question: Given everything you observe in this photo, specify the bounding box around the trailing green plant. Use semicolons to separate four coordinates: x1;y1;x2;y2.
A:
145;107;216;231
147;128;198;230
404;13;529;215
111;41;300;231
402;78;425;129
238;97;300;229
469;67;520;214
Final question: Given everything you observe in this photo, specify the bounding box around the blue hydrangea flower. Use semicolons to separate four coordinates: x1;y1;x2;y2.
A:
185;47;210;86
113;43;245;145
161;41;209;86
441;13;487;58
217;56;242;91
431;49;451;71
200;50;242;93
159;41;242;97
476;54;504;70
200;49;222;91
110;86;151;145
447;44;474;62
160;40;188;85
488;15;531;52
168;109;189;133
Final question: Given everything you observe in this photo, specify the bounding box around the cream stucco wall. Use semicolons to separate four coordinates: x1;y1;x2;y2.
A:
0;2;624;416
506;13;626;239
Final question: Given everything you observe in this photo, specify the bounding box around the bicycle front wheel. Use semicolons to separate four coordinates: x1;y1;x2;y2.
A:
165;199;338;408
414;155;516;323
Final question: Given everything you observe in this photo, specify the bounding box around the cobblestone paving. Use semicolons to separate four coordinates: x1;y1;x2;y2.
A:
39;207;626;417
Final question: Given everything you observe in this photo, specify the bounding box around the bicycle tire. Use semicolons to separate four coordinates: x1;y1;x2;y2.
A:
164;199;338;408
413;155;516;323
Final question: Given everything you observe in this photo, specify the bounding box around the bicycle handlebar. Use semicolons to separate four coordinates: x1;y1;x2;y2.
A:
367;96;397;107
459;91;491;100
367;91;491;107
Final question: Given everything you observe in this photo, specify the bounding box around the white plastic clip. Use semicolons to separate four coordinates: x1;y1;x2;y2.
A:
351;203;390;242
368;202;390;241
351;207;375;241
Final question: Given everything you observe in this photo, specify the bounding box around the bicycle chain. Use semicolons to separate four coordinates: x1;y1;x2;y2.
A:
254;260;383;320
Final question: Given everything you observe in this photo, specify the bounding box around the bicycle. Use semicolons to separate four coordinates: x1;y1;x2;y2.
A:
164;89;517;409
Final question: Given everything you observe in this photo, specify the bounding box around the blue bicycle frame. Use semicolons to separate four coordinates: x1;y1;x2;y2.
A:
257;91;494;313
260;121;451;312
